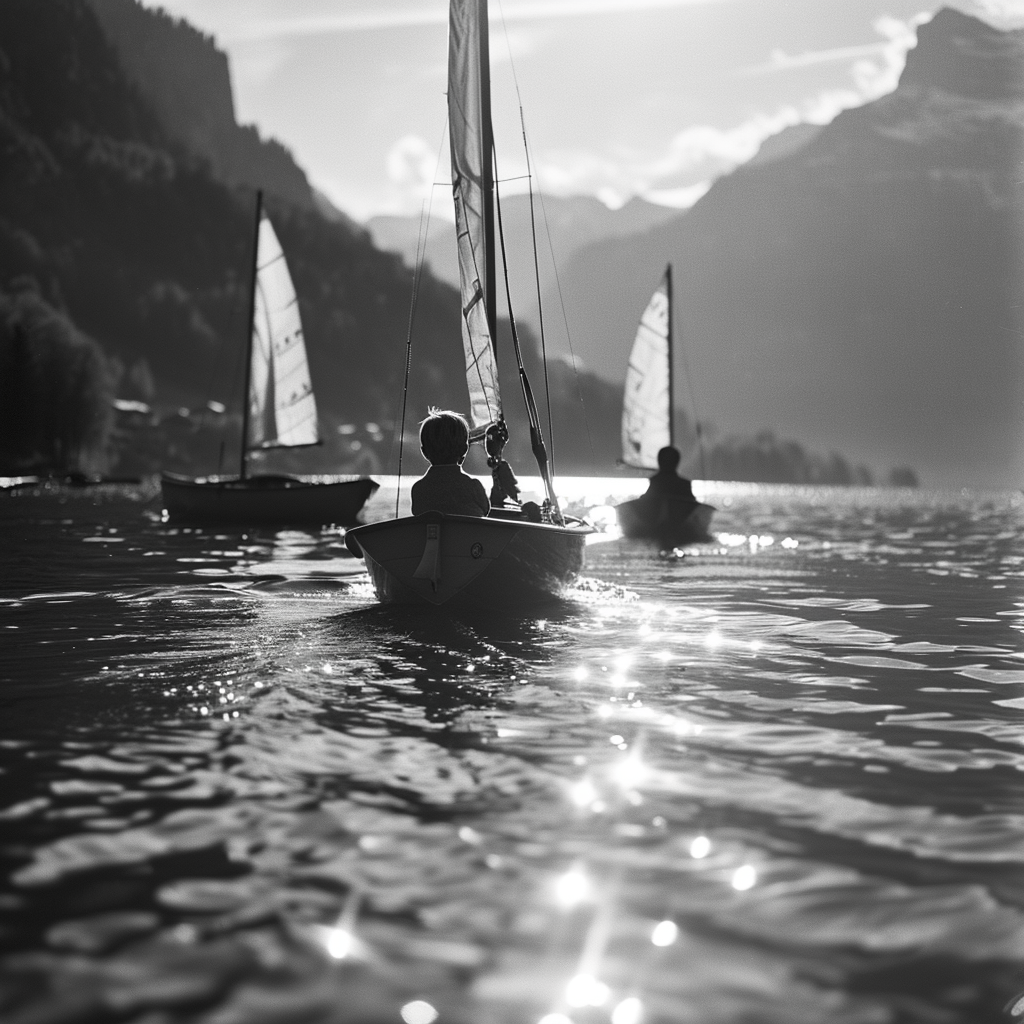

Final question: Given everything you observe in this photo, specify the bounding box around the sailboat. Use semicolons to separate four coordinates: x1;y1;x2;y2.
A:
615;265;715;546
160;192;378;526
345;0;593;610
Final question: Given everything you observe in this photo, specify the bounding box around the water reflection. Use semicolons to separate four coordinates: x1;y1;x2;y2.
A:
1;481;1023;1022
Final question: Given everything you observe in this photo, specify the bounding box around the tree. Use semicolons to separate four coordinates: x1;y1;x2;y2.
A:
0;281;113;473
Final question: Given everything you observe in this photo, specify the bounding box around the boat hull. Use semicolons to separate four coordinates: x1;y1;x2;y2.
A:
345;513;593;609
616;496;715;547
160;473;378;526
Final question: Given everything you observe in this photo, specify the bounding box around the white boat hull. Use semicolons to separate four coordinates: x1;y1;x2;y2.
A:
160;473;378;526
345;512;593;610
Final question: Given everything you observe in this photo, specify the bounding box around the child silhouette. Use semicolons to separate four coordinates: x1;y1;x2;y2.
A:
410;408;490;517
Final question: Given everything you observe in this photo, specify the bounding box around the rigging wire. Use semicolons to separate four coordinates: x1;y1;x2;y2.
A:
535;189;598;463
673;281;707;479
395;199;428;518
492;0;597;466
494;0;559;473
393;115;449;517
519;109;556;477
210;192;261;477
494;168;561;520
219;248;251;476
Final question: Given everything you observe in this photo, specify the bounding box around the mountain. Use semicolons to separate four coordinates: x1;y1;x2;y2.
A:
368;193;679;298
537;8;1024;489
84;0;317;212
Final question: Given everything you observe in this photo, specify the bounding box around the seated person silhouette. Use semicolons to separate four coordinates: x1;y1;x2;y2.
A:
411;408;490;517
645;446;696;503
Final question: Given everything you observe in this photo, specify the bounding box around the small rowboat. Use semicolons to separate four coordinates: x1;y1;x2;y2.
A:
162;472;377;527
616;494;714;548
346;511;591;609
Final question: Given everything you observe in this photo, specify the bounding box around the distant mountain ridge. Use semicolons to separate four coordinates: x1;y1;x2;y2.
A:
368;193;679;294
537;7;1024;488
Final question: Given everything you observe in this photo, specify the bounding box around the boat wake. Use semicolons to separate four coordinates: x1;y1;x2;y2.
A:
566;575;640;604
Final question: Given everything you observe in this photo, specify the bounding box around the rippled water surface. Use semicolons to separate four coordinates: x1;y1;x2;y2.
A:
2;477;1023;1024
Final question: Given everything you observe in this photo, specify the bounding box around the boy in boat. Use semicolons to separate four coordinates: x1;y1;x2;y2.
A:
411;408;490;517
645;446;696;503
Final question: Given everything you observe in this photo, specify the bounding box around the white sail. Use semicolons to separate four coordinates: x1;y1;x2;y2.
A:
621;271;671;470
247;214;319;450
448;0;502;434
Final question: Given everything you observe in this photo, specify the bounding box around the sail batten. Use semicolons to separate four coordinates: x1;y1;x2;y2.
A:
449;0;502;433
621;270;672;471
246;214;320;451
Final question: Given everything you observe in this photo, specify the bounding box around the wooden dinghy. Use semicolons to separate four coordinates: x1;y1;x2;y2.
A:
346;512;590;609
161;473;378;527
616;494;715;547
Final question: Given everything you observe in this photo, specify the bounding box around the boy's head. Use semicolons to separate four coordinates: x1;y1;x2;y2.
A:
657;446;681;471
419;408;470;465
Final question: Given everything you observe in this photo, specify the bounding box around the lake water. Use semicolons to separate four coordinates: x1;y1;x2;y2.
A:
1;477;1023;1024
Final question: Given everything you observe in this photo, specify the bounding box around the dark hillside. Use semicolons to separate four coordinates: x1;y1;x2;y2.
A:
85;0;317;212
0;0;472;474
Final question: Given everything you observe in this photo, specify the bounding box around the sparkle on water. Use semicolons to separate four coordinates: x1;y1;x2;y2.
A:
1;477;1022;1023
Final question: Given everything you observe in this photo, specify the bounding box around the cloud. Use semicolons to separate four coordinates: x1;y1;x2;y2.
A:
643;181;713;208
385;9;931;214
529;107;807;210
375;11;929;213
965;0;1024;25
208;0;733;42
619;12;928;207
736;12;925;84
738;42;890;76
386;134;437;189
383;134;450;216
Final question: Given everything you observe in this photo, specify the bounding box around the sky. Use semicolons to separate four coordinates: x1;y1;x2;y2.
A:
139;0;1024;222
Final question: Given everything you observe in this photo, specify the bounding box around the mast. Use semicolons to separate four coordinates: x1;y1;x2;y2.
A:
666;263;674;450
448;0;561;520
239;189;263;481
448;0;501;434
478;0;497;351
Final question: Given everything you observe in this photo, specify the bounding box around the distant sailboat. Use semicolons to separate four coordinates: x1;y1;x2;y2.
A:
161;191;378;525
615;264;715;546
345;0;593;609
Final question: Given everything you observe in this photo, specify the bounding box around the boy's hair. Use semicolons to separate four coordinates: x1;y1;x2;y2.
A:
657;446;681;471
419;407;470;464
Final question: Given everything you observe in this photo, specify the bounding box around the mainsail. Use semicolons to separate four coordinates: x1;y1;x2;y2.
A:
448;0;501;435
621;269;672;470
247;213;319;451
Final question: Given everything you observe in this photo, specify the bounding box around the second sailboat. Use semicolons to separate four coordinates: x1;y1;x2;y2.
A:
615;265;715;547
